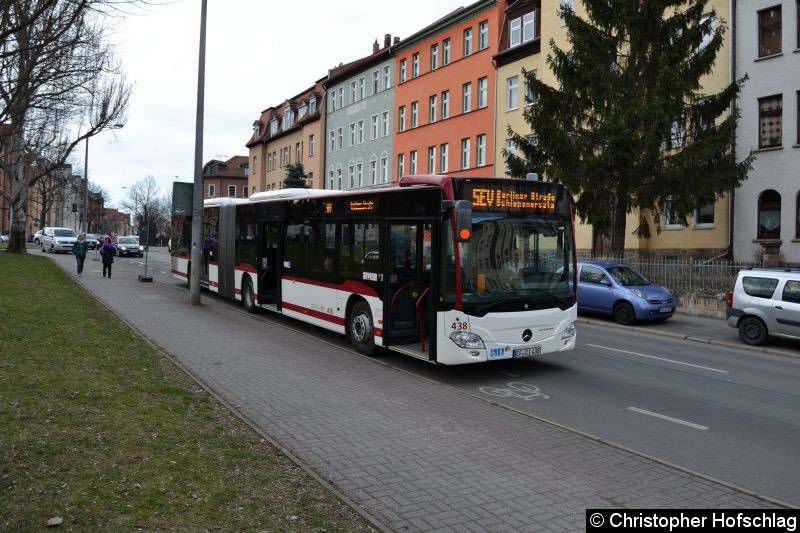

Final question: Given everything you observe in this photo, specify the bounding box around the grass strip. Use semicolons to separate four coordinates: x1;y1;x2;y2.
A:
0;254;376;531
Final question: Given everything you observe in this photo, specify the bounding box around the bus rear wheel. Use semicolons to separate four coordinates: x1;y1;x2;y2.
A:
242;277;257;313
349;301;376;356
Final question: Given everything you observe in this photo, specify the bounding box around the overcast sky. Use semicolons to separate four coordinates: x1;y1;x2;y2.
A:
91;0;465;208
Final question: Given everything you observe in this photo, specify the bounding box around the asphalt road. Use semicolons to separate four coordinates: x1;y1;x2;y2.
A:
45;247;800;506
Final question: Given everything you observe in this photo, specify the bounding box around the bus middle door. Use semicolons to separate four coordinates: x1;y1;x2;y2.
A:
258;221;281;306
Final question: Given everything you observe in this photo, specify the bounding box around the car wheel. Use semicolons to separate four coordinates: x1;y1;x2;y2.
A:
41;243;46;252
348;300;376;355
738;316;767;346
49;244;55;253
242;277;257;313
613;301;636;326
34;239;40;245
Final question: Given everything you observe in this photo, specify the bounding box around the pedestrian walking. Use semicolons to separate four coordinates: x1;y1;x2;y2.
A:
98;235;117;278
73;232;89;276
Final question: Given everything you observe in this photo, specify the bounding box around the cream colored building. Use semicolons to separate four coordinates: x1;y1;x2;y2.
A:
494;0;733;257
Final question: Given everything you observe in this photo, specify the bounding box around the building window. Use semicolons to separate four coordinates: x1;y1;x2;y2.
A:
694;203;715;227
350;81;357;103
328;166;335;190
243;186;248;197
441;90;450;119
430;44;438;70
309;96;316;115
478;21;489;50
504;138;517;173
758;189;781;239
336;165;343;189
758;94;782;148
337;127;343;150
510;17;522;47
440;143;448;173
477;77;488;108
381;110;390;136
462;82;472;113
411;101;418;128
357;120;364;144
357;161;363;187
381;154;389;183
373;70;380;94
662;196;682;228
329;130;335;152
296;142;302;161
348;162;355;189
329;91;337;111
359;77;365;100
523;12;535;42
309;134;315;156
252;156;257;174
560;0;574;26
476;134;486;166
369;157;377;185
399;106;406;131
208;184;215;197
463;27;473;56
525;70;537;106
427;146;436;173
461;138;471;169
506;76;519;110
400;59;407;83
429;95;437;123
338;87;344;108
349;123;356;146
443;38;451;65
228;185;236;197
383;65;391;89
397;153;405;177
412;53;419;77
409;150;417;175
758;6;782;57
371;114;379;140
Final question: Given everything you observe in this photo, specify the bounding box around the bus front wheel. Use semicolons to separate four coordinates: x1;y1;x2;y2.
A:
349;301;376;356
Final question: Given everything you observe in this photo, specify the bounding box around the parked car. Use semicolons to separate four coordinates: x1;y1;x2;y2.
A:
40;227;78;253
116;235;144;257
576;261;676;325
85;234;100;249
32;229;44;244
0;231;8;243
726;267;800;345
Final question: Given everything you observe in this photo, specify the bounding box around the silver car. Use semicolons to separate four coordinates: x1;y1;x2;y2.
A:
726;267;800;345
40;227;78;253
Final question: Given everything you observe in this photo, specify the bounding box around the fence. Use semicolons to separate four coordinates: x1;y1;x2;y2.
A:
577;254;762;294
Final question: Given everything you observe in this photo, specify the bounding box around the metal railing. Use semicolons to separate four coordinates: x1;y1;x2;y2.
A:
577;254;763;294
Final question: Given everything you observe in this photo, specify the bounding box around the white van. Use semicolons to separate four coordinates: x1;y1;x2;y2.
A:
40;227;78;253
726;267;800;345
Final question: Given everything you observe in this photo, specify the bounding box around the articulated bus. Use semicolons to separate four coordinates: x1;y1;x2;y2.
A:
170;175;577;365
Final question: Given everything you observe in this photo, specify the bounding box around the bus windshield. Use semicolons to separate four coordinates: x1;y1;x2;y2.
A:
442;212;575;315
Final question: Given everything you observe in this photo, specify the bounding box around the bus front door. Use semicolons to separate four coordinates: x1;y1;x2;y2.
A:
385;222;433;354
258;222;280;306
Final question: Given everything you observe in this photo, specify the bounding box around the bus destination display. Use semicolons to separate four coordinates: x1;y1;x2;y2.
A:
464;184;557;212
347;199;378;213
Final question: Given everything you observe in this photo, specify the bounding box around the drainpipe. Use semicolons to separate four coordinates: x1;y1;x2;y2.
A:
728;0;736;259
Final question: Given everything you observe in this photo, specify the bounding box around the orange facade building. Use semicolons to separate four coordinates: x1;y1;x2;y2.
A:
393;0;504;179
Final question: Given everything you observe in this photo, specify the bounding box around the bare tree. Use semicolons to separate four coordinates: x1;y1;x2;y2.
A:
0;0;134;253
120;175;160;239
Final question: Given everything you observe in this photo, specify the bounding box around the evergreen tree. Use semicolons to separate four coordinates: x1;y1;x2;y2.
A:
507;0;753;255
282;162;309;189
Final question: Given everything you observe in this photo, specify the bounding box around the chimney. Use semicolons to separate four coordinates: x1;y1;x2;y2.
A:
384;34;391;48
373;39;379;53
393;36;400;45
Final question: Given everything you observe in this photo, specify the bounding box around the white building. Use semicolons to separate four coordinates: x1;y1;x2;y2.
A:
733;0;800;263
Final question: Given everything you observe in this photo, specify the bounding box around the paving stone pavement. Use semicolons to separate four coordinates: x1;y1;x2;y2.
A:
45;252;785;532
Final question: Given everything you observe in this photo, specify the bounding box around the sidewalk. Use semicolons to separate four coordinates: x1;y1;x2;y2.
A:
46;252;786;531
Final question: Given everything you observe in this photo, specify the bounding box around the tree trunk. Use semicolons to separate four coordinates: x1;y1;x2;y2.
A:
6;131;30;254
609;197;628;257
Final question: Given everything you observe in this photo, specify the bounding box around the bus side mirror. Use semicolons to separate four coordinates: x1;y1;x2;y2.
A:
454;200;472;242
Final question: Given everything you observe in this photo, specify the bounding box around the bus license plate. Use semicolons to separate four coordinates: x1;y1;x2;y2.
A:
513;346;541;358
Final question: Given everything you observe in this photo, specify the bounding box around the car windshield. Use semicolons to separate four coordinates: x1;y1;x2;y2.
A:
606;266;649;286
118;237;138;245
54;229;76;237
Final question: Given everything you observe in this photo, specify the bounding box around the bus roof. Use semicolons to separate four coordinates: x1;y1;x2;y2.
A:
248;188;342;202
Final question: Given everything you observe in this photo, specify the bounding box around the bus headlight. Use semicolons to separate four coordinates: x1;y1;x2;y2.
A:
561;322;576;340
449;331;485;349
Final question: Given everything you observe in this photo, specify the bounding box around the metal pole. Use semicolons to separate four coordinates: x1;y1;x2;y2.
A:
83;137;89;233
190;0;207;305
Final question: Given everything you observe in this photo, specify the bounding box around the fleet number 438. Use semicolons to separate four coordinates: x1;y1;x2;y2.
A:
450;321;469;331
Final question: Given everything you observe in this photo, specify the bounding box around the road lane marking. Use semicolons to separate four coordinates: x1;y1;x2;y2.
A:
627;407;708;430
585;344;728;374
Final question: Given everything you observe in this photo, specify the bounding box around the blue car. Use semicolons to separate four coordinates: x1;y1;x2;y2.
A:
577;262;675;325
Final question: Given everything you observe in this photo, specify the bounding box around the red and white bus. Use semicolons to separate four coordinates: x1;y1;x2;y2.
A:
171;175;577;365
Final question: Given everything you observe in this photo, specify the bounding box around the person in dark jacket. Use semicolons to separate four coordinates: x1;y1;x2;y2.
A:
98;235;117;278
72;233;89;276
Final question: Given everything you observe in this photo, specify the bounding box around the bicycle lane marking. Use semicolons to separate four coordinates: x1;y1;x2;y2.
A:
479;382;549;401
